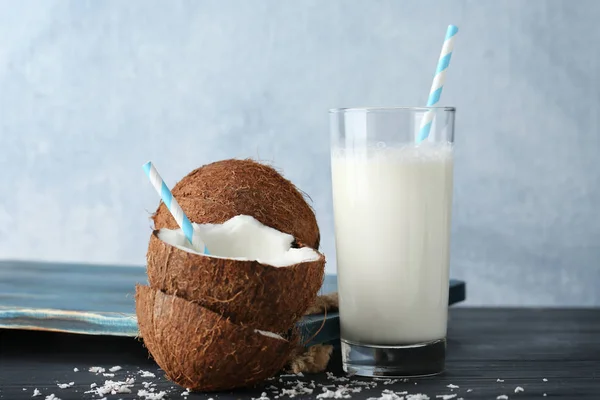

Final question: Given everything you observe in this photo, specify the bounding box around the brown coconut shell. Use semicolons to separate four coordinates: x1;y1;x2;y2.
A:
147;232;326;333
151;159;320;250
135;285;298;392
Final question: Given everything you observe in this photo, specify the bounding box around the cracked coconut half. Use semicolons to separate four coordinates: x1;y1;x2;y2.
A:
146;214;325;334
135;285;299;392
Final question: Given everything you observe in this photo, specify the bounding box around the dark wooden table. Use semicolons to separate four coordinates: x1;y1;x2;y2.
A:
1;308;599;399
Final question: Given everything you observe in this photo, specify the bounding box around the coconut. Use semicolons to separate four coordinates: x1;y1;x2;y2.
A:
147;215;326;333
135;285;298;392
151;159;321;250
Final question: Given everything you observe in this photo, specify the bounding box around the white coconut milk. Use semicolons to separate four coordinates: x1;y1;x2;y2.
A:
331;144;454;345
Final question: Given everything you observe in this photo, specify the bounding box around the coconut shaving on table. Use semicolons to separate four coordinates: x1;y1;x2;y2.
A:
30;359;533;400
48;366;468;400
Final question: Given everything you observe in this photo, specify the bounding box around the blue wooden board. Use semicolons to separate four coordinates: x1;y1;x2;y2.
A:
0;260;466;346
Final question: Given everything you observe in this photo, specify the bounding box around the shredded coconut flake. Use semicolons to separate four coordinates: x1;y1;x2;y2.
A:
497;379;505;383
447;384;459;389
73;368;79;372
56;383;74;389
85;379;134;396
138;389;167;400
383;389;404;400
103;373;115;377
497;396;509;400
325;372;350;382
281;388;301;397
89;367;106;374
543;378;548;382
514;386;524;393
109;366;122;372
32;389;42;397
44;395;60;400
367;392;429;400
436;395;457;400
139;370;156;378
406;395;430;400
316;389;335;399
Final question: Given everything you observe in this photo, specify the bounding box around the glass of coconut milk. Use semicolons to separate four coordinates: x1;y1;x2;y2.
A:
330;106;455;377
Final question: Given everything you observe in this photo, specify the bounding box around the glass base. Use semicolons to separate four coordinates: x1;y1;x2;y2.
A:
341;338;446;377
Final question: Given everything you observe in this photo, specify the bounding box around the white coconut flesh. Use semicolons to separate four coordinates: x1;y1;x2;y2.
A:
255;329;285;341
156;214;320;268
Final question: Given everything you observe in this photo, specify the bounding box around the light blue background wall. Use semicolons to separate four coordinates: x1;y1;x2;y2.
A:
1;0;599;306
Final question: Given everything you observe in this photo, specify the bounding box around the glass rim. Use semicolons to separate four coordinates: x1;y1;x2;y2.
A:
329;106;456;113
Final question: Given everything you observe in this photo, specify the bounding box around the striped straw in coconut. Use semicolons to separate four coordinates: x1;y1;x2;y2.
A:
417;24;458;143
142;161;198;248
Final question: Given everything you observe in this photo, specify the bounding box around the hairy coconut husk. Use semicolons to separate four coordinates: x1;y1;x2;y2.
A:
146;233;326;333
287;344;334;374
304;292;339;315
151;159;320;250
135;285;298;392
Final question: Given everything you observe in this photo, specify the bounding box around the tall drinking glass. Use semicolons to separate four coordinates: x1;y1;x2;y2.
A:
330;106;456;377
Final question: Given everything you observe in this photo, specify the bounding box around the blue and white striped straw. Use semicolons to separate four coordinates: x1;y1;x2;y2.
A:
142;161;202;250
417;25;458;143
